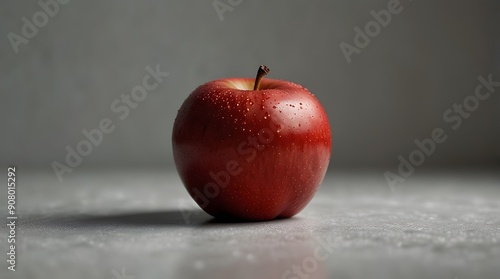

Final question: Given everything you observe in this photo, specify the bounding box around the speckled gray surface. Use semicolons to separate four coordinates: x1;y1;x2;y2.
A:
1;170;499;279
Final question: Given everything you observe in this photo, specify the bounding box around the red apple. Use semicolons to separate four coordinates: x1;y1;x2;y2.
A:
172;66;331;221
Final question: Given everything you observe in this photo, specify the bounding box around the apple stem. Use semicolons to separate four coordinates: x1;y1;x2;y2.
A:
253;65;270;90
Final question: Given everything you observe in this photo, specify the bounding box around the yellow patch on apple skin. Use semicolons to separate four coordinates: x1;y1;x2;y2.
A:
221;78;304;92
225;79;255;90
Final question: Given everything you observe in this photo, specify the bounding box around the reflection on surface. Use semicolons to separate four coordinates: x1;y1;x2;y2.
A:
173;217;329;279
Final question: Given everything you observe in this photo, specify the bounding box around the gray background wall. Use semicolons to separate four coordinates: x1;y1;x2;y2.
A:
1;0;499;171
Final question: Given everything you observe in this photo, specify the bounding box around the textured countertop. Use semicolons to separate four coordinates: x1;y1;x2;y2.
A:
1;169;499;279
